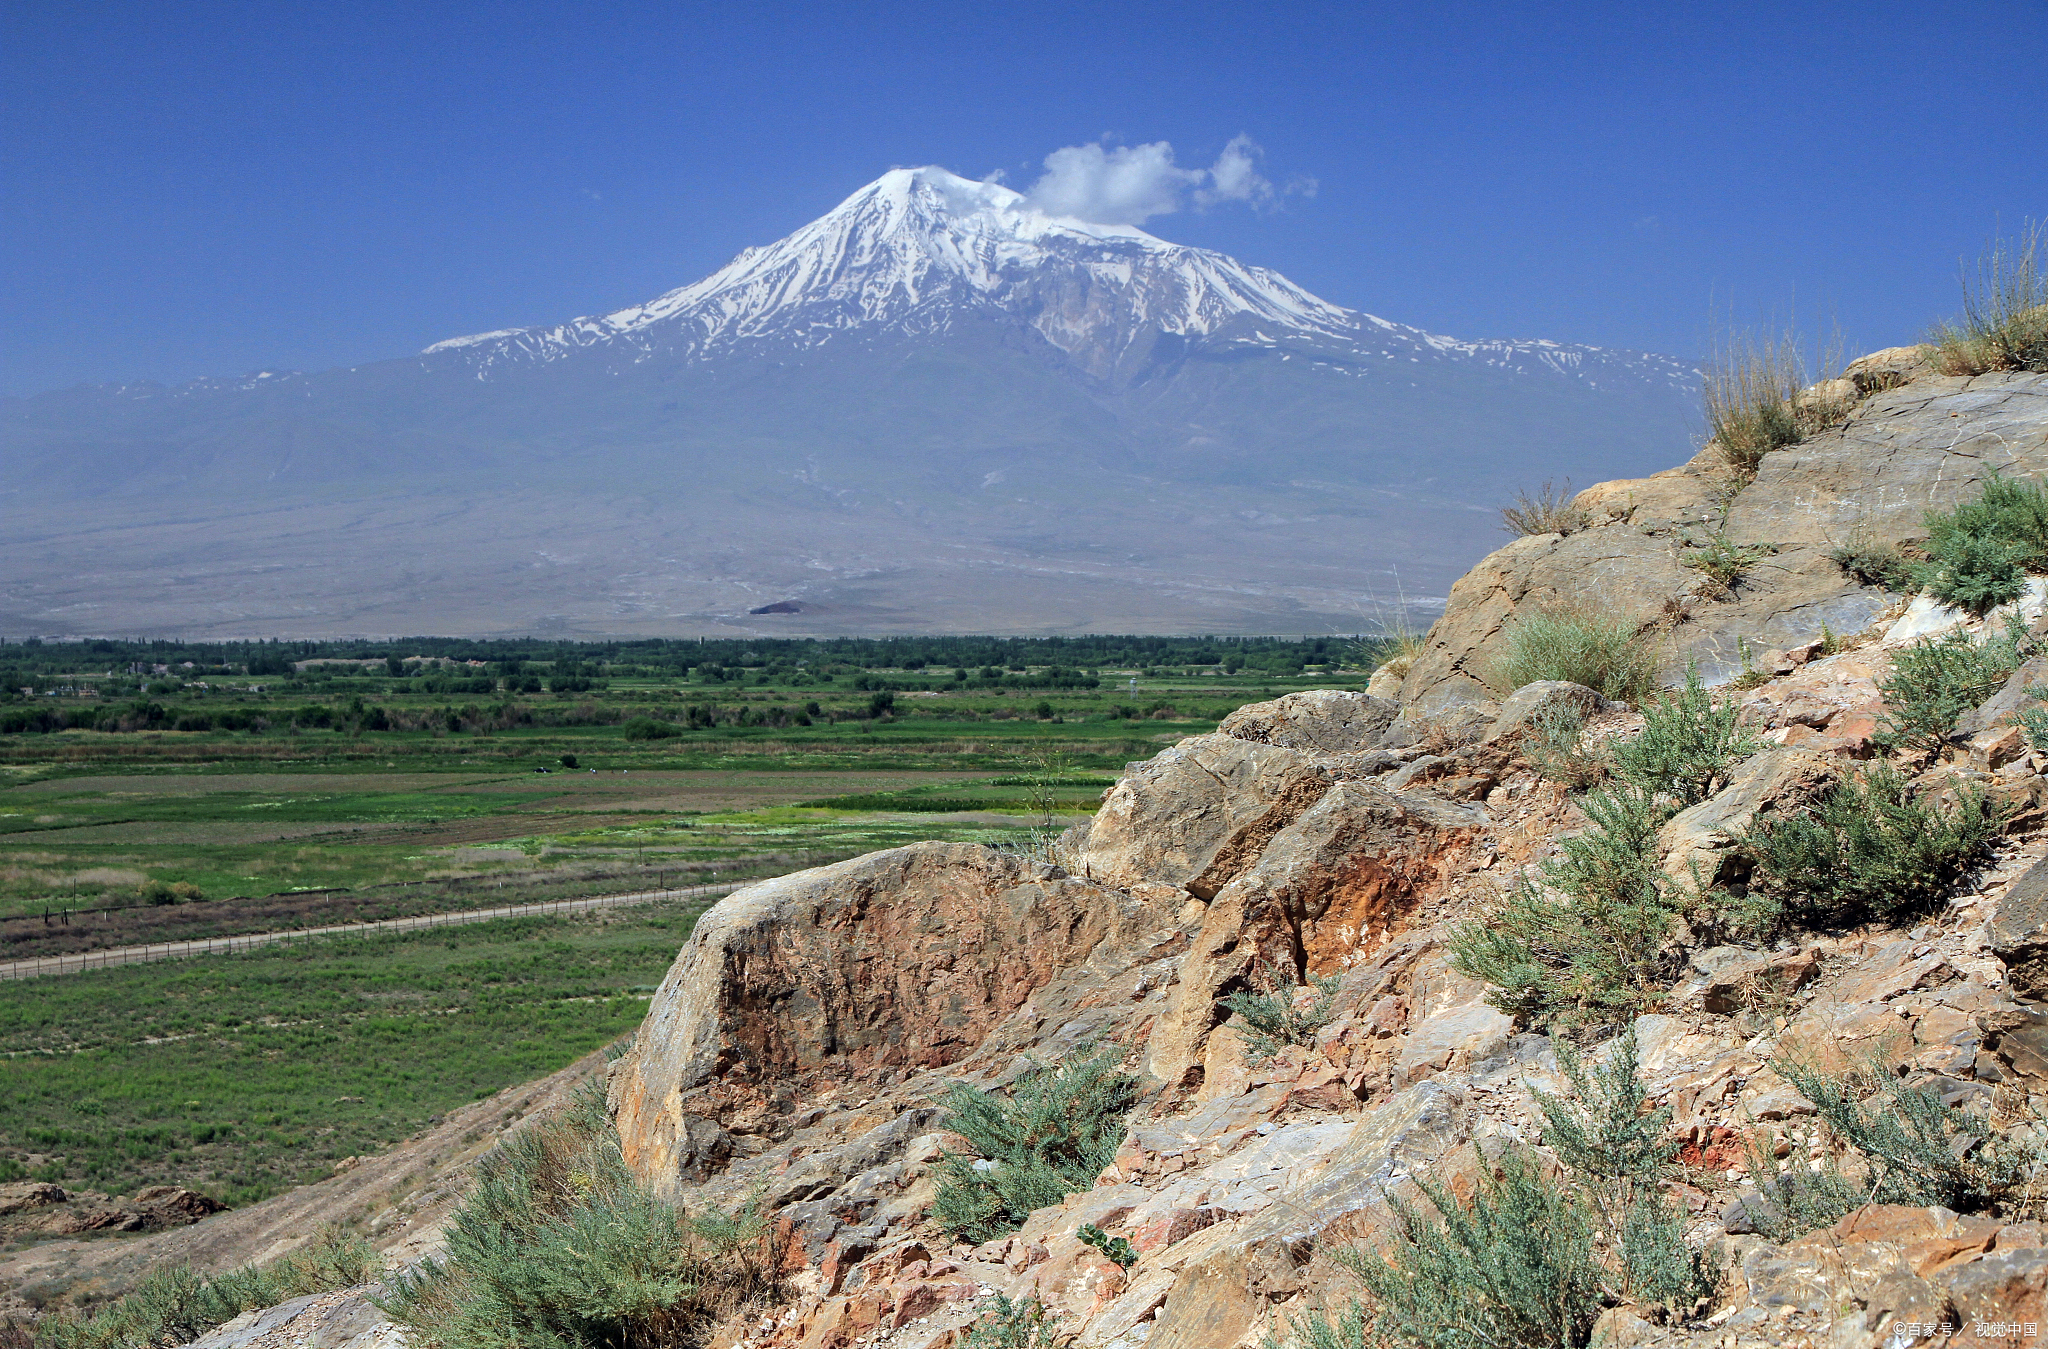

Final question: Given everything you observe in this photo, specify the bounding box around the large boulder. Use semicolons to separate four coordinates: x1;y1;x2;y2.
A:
1217;690;1397;754
1068;734;1342;896
1400;372;2048;708
610;844;1153;1195
1654;748;1836;888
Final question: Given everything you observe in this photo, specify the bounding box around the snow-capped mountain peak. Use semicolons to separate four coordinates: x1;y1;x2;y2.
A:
420;166;1693;393
422;166;1368;375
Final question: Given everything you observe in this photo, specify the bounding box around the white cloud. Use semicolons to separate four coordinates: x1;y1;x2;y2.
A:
1021;135;1302;225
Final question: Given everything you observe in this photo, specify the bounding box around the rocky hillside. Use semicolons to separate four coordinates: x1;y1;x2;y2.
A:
22;358;2048;1349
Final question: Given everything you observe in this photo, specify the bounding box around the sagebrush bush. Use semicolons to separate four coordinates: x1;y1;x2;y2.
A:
1218;962;1341;1060
1281;1030;1713;1349
35;1230;378;1349
1450;785;1681;1027
381;1083;780;1349
1918;476;2048;616
1609;665;1760;808
1734;1056;2048;1241
1874;623;2028;753
1490;609;1659;706
1930;222;2048;376
961;1294;1062;1349
1523;700;1606;789
1737;761;2006;931
1500;480;1587;537
931;1044;1137;1243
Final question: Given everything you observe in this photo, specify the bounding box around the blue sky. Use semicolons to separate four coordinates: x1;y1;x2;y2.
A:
3;0;2045;396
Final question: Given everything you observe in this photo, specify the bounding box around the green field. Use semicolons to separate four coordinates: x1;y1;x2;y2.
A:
0;634;1381;1210
0;902;723;1207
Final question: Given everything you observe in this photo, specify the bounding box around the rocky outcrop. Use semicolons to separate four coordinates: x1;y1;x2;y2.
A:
1216;690;1396;753
610;844;1158;1194
1400;371;2048;710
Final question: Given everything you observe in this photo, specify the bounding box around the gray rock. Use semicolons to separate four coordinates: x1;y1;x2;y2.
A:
1960;655;2048;738
1218;690;1398;754
1991;857;2048;1001
1482;680;1608;743
1654;749;1836;888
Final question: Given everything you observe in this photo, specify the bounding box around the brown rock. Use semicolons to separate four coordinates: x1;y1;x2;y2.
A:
1482;680;1607;744
1146;782;1482;1086
1992;856;2048;1001
1654;748;1836;888
1945;1246;2048;1327
0;1182;66;1216
610;844;1150;1194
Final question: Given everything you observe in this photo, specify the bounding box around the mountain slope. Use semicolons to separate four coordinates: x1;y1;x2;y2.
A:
1;168;1700;639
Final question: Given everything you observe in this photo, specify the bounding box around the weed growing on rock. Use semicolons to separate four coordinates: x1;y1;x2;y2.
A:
1077;1223;1137;1270
1499;480;1587;537
1524;700;1607;789
1450;785;1682;1027
1676;533;1774;596
1737;762;2006;931
33;1229;378;1349
1931;222;2048;376
381;1083;781;1349
960;1293;1062;1349
1736;1056;2048;1235
1874;622;2030;754
1490;609;1659;706
1828;532;1916;591
1703;328;1851;479
1610;665;1761;808
931;1044;1138;1243
1218;961;1342;1059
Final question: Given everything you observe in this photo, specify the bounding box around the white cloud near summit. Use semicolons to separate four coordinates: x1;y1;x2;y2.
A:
1020;135;1304;226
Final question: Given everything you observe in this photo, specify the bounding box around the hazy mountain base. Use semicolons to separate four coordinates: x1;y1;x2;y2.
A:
2;314;1694;640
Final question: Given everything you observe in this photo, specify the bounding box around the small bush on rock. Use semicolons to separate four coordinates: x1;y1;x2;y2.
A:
35;1230;378;1349
1524;700;1607;789
1828;533;1916;591
1737;762;2006;931
1219;961;1342;1060
1491;609;1659;706
381;1084;780;1349
961;1294;1062;1349
1500;480;1587;537
1919;475;2048;614
1610;665;1761;808
1874;622;2029;754
932;1044;1138;1243
1450;785;1683;1028
1930;222;2048;376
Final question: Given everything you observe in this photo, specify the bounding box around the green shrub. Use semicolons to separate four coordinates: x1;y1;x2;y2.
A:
1737;761;2006;931
1916;475;2048;618
1734;1056;2048;1241
34;1230;378;1349
1828;533;1916;591
1289;1150;1606;1349
960;1294;1061;1349
1500;480;1587;537
380;1083;779;1349
1874;623;2027;754
1490;609;1659;706
621;716;681;740
1449;785;1681;1028
1923;531;2028;616
931;1044;1137;1243
2019;686;2048;755
1218;962;1341;1060
1930;222;2048;376
1609;665;1761;808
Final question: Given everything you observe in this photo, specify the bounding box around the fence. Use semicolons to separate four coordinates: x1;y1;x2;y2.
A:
1;882;741;982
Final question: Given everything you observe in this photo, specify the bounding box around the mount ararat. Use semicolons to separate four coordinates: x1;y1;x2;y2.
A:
3;167;1700;638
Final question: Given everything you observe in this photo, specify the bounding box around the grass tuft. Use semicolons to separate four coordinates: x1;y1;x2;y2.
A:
1930;222;2048;376
1500;481;1588;538
1703;329;1852;478
1489;609;1659;706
